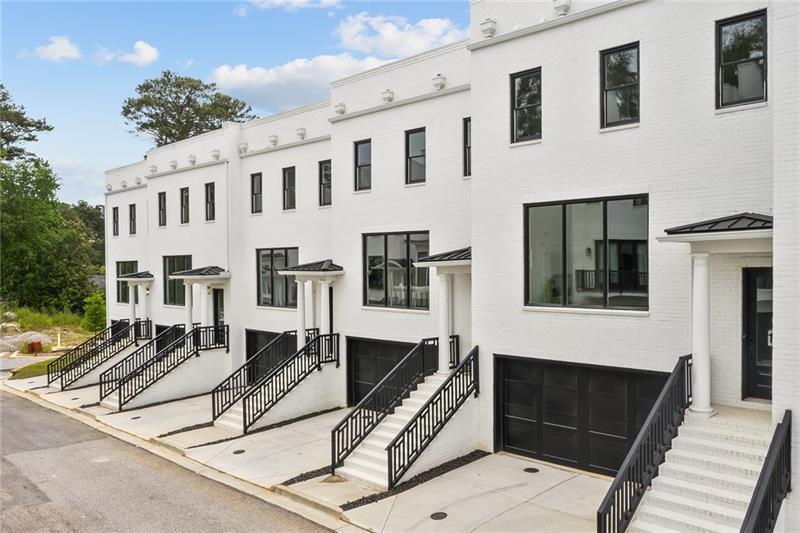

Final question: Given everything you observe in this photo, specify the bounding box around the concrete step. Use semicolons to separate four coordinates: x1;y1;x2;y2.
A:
678;422;772;448
344;455;386;480
350;447;388;464
644;490;745;528
665;448;762;480
652;476;752;511
635;503;739;533
100;393;119;411
657;461;756;496
671;435;766;465
336;465;387;489
628;520;682;533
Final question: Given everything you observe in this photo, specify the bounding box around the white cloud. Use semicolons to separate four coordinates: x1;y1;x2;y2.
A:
335;12;468;58
211;53;388;112
96;46;116;64
34;36;81;62
183;59;194;69
50;158;106;204
250;0;340;12
233;4;248;17
118;41;159;66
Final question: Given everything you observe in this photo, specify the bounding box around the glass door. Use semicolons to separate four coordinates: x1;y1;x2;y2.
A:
743;268;772;400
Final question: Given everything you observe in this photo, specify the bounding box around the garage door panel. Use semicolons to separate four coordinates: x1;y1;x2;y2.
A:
543;424;578;464
543;388;578;428
588;434;628;474
504;417;538;455
588;392;627;436
348;338;415;404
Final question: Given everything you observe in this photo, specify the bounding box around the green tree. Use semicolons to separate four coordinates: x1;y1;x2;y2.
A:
80;291;106;332
61;200;105;269
121;70;255;147
0;83;53;161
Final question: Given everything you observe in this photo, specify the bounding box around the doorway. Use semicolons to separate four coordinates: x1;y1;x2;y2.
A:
212;288;225;344
743;268;773;400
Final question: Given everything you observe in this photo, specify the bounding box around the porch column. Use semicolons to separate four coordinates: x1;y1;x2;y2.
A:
139;284;149;323
690;253;714;415
199;284;209;327
184;281;194;331
296;280;306;350
129;285;137;326
437;272;451;374
320;280;331;335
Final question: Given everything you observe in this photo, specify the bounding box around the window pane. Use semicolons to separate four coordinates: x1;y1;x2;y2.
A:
566;202;605;307
387;234;408;307
259;251;272;306
721;60;765;105
409;157;426;182
721;16;765;63
287;248;298;307
409;233;429;309
527;205;562;305
515;106;541;140
408;130;425;158
607;198;648;308
357;166;371;190
357;142;371;165
605;85;639;124
604;48;638;88
366;235;385;305
515;72;541;107
272;249;287;307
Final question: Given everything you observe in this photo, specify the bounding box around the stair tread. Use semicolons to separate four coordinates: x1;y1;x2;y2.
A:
628;520;682;533
674;434;768;456
337;466;387;488
659;461;757;488
680;423;771;445
666;448;762;471
351;448;387;462
645;489;746;519
653;477;752;504
637;503;739;533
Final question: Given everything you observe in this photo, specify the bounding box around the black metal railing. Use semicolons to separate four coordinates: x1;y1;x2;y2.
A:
741;410;792;533
47;320;130;384
210;328;318;421
449;335;460;368
59;319;151;389
387;345;479;488
331;337;438;473
116;325;229;409
597;355;692;533
241;333;339;433
99;324;185;400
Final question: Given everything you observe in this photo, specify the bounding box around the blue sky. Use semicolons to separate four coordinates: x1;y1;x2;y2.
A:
2;0;469;204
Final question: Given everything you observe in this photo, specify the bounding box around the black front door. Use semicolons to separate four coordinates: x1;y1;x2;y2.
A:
212;288;225;343
743;268;773;400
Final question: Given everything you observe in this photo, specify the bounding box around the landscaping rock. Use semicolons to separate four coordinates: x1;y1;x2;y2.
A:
1;322;21;335
2;311;17;321
0;331;51;352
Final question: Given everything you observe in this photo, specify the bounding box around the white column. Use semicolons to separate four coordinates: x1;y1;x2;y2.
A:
310;281;317;331
320;280;331;335
296;279;306;350
437;272;451;374
139;284;149;323
129;284;137;326
184;281;194;331
690;253;714;415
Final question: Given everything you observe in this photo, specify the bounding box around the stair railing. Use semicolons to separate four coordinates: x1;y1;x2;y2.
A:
449;334;460;369
331;337;438;474
99;324;184;400
741;409;792;533
47;320;130;384
597;354;693;533
386;345;479;488
241;333;339;433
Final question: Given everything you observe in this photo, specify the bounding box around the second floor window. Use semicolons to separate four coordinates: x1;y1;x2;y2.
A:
363;231;430;310
112;207;119;236
463;117;472;177
354;139;371;191
283;167;296;210
257;247;299;308
511;67;542;143
164;255;192;306
601;43;640;127
717;10;766;108
129;204;136;235
205;182;215;221
319;160;332;206
405;128;426;184
158;192;167;226
116;261;138;304
251;173;262;213
180;187;189;224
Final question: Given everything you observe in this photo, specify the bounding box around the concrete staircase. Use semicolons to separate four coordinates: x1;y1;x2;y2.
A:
629;406;772;533
214;401;244;433
337;373;447;489
100;391;119;411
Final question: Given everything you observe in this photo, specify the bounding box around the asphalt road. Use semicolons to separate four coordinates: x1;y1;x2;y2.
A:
0;391;327;532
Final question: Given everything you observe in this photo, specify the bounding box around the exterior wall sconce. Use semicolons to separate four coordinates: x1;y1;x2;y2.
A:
296;127;306;140
238;143;248;155
106;183;113;192
149;165;157;175
433;74;446;91
188;154;197;166
211;148;221;160
382;89;394;103
121;180;128;188
169;160;178;170
334;102;346;115
268;135;278;147
145;287;150;296
135;176;142;185
480;18;497;38
553;0;571;17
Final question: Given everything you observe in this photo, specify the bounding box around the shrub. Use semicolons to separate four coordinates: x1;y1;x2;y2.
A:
81;291;106;332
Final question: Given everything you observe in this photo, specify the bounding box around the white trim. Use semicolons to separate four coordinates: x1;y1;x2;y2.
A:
657;229;773;243
330;84;470;123
105;184;147;196
599;122;640;134
146;159;228;180
361;306;430;315
715;101;768;115
414;260;471;268
241;101;330;129
276;270;344;279
522;306;649;317
509;138;543;148
169;273;232;282
239;135;331;158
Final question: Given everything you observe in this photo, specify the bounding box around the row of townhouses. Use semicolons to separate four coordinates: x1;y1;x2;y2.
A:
48;0;800;530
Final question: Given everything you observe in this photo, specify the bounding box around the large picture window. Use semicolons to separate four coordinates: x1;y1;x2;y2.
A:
251;173;263;213
354;139;371;191
525;195;648;309
319;160;332;206
716;10;767;108
257;248;299;307
116;261;138;304
363;231;429;310
164;255;192;306
511;68;542;143
405;128;426;184
282;167;296;210
601;43;639;127
180;187;189;224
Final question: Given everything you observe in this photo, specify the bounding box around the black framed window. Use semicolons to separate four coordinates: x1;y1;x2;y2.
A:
282;167;296;210
164;255;191;306
205;182;215;221
180;187;189;224
319;160;331;206
354;139;371;191
463;117;471;177
158;192;167;227
251;173;262;213
511;68;542;143
716;10;767;108
405;128;426;184
257;247;299;308
601;43;639;127
112;207;119;236
116;261;138;304
128;204;136;235
363;231;429;310
525;195;648;310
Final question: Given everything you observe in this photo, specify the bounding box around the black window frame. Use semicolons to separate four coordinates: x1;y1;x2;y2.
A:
523;194;649;311
600;41;640;128
180;187;189;224
282;166;296;211
163;255;192;306
319;159;332;206
256;247;299;308
112;206;119;236
510;67;542;143
128;204;136;235
404;127;426;184
116;260;138;304
362;230;430;310
354;139;372;191
205;182;215;221
158;192;167;227
715;9;767;109
463;117;472;177
251;173;263;214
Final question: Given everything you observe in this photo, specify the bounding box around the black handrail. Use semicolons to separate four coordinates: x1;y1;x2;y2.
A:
741;410;792;533
241;333;339;433
47;320;130;384
331;337;438;474
386;345;479;488
449;335;460;368
597;355;692;533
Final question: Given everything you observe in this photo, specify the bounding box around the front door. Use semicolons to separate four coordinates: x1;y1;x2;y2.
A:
212;288;225;344
743;268;773;400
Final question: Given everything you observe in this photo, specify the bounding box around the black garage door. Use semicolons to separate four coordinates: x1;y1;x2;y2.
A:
347;337;420;405
154;323;185;351
495;356;667;476
245;329;281;382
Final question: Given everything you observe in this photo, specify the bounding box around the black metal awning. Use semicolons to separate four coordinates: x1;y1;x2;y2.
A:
664;213;772;235
280;259;343;273
171;265;226;277
418;246;471;263
117;271;154;279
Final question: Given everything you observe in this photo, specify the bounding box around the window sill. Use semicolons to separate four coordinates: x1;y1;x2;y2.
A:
353;189;372;195
405;181;426;188
318;205;332;210
180;223;189;226
522;306;649;317
599;122;640;134
361;306;430;315
205;220;215;224
462;175;472;181
162;304;187;309
250;212;263;217
715;101;768;115
509;138;542;148
283;209;296;213
255;305;297;312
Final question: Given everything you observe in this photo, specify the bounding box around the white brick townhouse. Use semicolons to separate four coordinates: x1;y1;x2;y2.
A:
46;0;799;530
